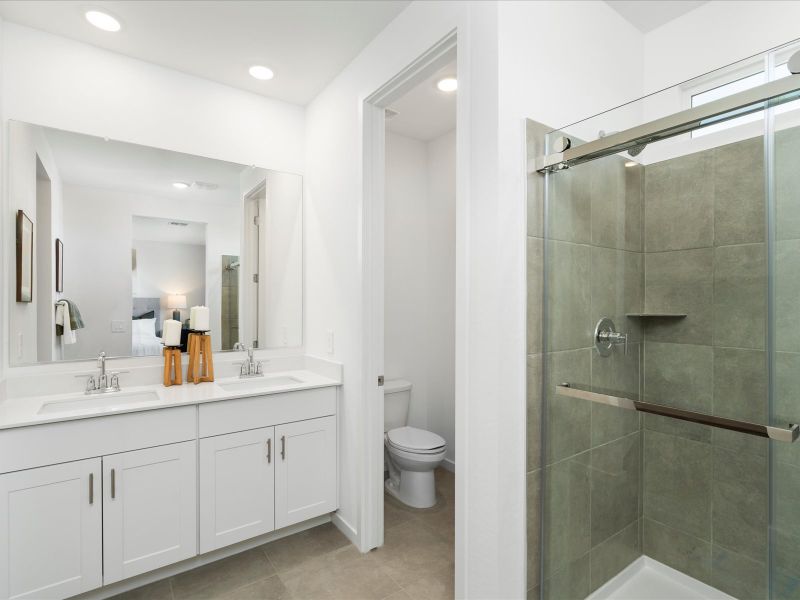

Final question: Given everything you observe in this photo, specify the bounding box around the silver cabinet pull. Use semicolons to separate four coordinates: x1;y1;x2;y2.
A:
89;473;94;505
267;438;272;464
281;435;286;460
111;468;116;499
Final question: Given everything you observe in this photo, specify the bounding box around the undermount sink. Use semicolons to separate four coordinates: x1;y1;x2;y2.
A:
218;375;303;393
38;391;161;415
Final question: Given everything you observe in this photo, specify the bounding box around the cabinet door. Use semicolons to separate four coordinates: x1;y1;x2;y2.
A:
0;458;102;600
199;427;275;552
275;416;337;529
103;441;197;584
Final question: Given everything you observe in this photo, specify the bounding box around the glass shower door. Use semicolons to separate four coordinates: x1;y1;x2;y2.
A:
533;41;800;600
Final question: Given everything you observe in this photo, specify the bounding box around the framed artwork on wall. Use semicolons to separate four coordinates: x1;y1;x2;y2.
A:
55;238;64;292
16;210;33;302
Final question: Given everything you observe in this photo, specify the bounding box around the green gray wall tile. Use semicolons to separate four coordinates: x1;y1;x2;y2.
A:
542;453;591;577
542;554;590;600
546;240;591;352
590;247;643;342
590;156;643;252
644;152;714;252
776;126;800;242
644;249;713;344
711;545;767;600
713;137;765;246
528;237;544;355
527;470;542;592
527;355;543;472
642;517;711;584
546;349;591;464
643;429;712;540
713;243;766;349
548;166;592;244
589;521;640;595
776;239;800;352
590;433;640;546
775;352;800;466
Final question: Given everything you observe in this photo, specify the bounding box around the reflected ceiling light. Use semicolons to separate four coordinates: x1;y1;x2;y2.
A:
85;10;121;32
172;182;190;190
624;161;637;168
249;65;275;81
436;77;458;93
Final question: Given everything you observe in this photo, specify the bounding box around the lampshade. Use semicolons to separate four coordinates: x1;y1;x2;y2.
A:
167;294;187;309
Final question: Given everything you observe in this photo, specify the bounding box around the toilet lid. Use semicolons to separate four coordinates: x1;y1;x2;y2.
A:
387;426;446;452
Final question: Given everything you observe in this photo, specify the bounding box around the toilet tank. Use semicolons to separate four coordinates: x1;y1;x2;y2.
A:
384;379;412;432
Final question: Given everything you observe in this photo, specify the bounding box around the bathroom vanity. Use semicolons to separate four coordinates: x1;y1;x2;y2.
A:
0;361;341;600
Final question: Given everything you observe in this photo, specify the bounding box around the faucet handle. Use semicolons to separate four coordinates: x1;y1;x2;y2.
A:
110;374;120;391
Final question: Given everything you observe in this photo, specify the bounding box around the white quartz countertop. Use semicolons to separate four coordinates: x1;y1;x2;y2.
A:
0;369;340;430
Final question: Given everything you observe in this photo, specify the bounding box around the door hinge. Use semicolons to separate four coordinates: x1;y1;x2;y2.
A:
253;273;259;283
378;375;384;387
253;215;259;226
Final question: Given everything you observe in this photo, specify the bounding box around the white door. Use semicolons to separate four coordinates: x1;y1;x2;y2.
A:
103;441;197;584
275;416;337;529
0;458;102;600
199;427;275;552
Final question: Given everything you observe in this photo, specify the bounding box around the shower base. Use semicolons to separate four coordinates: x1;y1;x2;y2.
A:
587;556;734;600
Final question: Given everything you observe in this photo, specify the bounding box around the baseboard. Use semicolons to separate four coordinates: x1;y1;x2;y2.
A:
442;458;455;473
73;515;332;600
331;511;360;549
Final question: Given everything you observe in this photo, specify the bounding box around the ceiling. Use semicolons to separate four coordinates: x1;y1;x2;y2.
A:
386;61;457;141
133;216;206;245
41;125;246;204
606;0;707;32
0;0;410;105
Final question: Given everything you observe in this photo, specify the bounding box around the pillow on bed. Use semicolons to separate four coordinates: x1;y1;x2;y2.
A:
131;317;157;338
133;310;155;320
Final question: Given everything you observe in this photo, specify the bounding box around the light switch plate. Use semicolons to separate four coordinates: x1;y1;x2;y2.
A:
111;320;126;333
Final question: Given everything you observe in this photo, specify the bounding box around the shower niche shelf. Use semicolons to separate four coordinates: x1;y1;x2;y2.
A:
625;313;687;319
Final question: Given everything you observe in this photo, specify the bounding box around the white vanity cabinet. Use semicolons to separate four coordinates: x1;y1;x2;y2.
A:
199;427;276;552
0;458;102;600
103;441;197;584
275;416;337;529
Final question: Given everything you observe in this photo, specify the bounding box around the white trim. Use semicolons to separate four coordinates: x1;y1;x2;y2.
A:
360;31;457;555
331;511;359;547
72;514;331;600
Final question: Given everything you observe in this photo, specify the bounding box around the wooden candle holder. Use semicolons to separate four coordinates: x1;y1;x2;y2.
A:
163;347;183;387
187;332;214;384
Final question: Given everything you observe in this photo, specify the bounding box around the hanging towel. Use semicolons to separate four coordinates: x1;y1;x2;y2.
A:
55;298;85;334
55;300;76;345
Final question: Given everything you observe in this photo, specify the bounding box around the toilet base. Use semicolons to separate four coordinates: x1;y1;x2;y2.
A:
384;469;437;508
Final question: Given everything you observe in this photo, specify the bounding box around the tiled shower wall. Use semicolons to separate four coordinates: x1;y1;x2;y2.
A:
527;124;800;599
526;120;645;599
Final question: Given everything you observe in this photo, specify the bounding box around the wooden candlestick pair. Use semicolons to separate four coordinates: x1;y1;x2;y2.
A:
187;332;214;384
163;347;183;387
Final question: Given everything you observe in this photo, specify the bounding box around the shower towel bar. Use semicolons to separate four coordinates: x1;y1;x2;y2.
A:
556;382;799;443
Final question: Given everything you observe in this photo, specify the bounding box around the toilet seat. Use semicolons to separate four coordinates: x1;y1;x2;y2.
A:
386;426;446;454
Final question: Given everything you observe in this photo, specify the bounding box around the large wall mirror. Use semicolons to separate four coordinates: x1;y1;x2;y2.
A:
8;120;303;365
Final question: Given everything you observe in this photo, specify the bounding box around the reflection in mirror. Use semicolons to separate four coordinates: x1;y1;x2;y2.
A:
8;121;303;365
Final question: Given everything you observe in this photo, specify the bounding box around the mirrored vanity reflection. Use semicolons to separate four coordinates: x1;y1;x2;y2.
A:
8;121;303;364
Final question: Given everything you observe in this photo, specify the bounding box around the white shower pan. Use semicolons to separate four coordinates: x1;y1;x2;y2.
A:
587;557;734;600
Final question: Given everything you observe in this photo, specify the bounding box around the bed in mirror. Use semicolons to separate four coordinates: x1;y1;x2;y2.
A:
7;120;303;365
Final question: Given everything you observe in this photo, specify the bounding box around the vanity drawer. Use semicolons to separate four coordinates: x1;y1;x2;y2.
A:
0;406;196;474
199;387;336;437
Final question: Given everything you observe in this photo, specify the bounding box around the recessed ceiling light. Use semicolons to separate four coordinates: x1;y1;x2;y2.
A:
436;77;458;93
85;10;121;32
249;65;275;81
172;182;190;190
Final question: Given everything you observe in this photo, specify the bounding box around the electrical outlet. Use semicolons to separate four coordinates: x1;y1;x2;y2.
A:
326;329;334;354
111;320;126;333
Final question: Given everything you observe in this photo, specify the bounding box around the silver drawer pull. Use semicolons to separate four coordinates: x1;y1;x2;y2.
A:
111;468;116;498
281;435;286;460
267;438;272;464
89;473;94;505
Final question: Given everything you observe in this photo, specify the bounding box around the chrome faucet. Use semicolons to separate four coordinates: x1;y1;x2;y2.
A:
595;318;629;357
233;342;264;378
82;352;123;394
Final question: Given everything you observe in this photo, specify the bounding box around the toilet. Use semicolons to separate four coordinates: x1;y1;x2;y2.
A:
384;379;446;508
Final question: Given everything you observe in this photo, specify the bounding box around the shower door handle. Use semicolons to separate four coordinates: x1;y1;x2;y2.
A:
556;383;800;443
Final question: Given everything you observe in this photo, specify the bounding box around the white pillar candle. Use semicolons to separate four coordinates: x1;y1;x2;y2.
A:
192;306;210;331
189;306;198;329
162;319;182;346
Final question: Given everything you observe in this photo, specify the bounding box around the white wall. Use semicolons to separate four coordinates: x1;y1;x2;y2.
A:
61;184;239;359
385;130;456;466
7;121;64;365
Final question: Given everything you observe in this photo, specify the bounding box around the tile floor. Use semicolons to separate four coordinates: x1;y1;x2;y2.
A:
112;469;455;600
